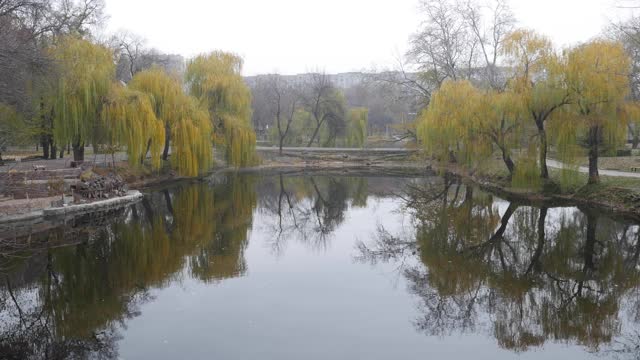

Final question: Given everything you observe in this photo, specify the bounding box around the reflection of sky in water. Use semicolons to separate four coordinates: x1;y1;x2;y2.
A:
1;175;638;359
116;193;601;359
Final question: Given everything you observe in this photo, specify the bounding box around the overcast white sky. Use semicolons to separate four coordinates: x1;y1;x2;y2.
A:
103;0;635;76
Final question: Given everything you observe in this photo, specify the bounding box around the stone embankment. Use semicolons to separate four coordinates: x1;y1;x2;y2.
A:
42;190;143;217
257;146;419;165
0;190;143;225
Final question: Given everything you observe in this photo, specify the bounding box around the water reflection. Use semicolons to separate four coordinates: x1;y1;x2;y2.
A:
357;176;640;357
0;174;383;359
257;175;371;252
1;174;640;359
0;174;257;359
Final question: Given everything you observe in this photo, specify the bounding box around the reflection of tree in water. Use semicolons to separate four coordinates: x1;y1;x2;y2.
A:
0;174;257;359
258;175;368;252
358;176;640;356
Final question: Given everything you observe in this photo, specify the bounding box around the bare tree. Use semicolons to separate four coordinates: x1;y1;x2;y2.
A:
609;16;640;147
459;0;514;90
266;74;300;154
408;0;477;87
407;0;515;95
300;72;346;147
110;30;146;81
109;31;184;83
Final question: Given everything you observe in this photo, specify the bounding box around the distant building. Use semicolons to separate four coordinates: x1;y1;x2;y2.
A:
244;72;370;90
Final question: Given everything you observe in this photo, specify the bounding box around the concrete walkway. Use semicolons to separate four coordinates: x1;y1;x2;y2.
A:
256;146;413;153
547;159;640;179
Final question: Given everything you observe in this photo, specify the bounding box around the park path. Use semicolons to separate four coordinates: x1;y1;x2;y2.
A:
266;147;640;179
546;159;640;179
4;146;640;179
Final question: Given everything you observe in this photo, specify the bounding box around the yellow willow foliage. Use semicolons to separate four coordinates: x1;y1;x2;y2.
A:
346;108;368;148
418;80;528;172
129;67;214;175
48;36;114;146
171;101;213;176
503;29;568;111
511;142;543;189
185;51;256;166
620;102;640;145
128;67;183;126
224;124;256;168
417;80;489;168
503;29;555;86
481;91;525;150
544;40;632;185
565;40;631;148
547;112;583;187
101;84;165;169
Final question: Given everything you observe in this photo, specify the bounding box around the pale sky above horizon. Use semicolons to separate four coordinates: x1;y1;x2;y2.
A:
103;0;635;76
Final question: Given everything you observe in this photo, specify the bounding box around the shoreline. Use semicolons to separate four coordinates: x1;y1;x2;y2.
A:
2;156;640;228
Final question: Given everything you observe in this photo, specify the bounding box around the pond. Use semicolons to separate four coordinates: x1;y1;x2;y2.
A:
1;173;640;359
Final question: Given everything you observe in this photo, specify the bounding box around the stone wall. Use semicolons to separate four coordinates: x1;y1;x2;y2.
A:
0;168;81;199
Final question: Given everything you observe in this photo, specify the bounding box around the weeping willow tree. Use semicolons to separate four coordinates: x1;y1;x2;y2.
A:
417;80;486;168
170;97;213;176
185;52;256;167
481;91;527;180
346;108;368;148
564;40;631;185
101;84;165;170
417;80;527;180
128;67;183;160
48;36;114;161
125;67;213;176
503;29;570;180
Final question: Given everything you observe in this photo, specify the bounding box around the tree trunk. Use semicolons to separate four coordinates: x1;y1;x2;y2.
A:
577;210;598;297
587;125;600;185
536;120;549;179
584;211;597;271
59;148;64;159
633;135;639;149
500;146;515;177
72;141;85;162
142;138;152;165
307;122;322;147
162;126;171;160
164;189;174;216
41;136;50;159
279;136;284;155
526;207;548;275
50;144;57;159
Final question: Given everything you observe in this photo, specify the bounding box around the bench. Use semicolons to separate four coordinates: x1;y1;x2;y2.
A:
33;165;46;171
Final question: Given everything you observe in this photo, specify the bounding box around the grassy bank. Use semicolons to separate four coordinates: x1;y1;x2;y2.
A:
454;157;640;221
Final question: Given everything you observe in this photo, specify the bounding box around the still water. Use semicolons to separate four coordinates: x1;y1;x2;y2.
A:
1;173;640;359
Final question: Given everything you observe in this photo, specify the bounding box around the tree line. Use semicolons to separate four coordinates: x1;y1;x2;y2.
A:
250;72;369;152
408;0;640;186
0;0;257;175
